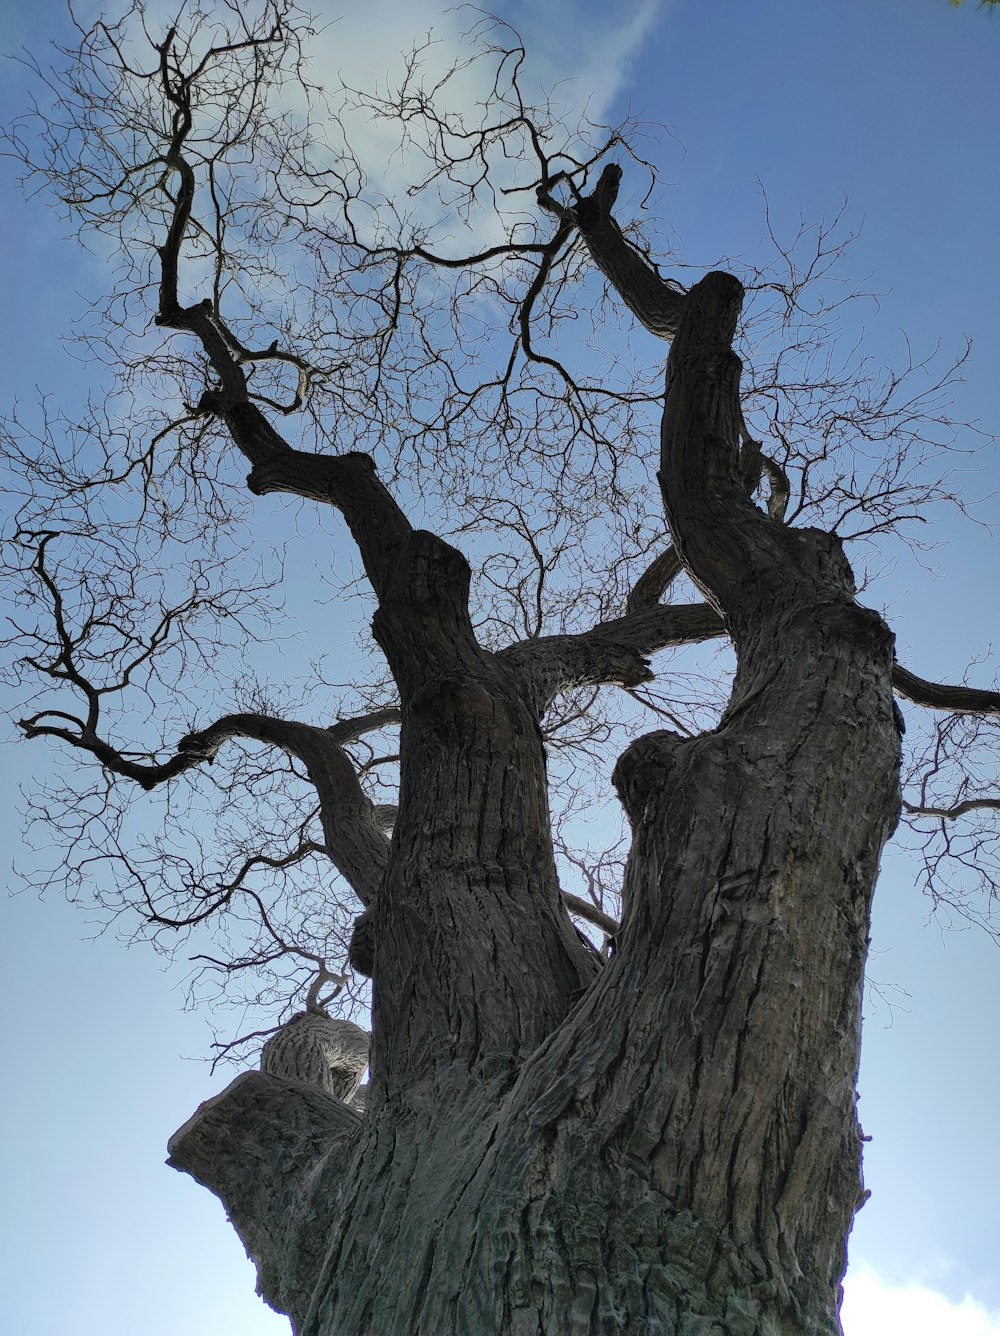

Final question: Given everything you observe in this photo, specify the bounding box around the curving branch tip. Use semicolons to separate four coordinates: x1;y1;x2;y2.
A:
305;962;348;1014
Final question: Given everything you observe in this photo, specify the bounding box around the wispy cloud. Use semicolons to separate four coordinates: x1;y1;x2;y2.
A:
504;0;665;125
312;0;665;127
283;1;665;251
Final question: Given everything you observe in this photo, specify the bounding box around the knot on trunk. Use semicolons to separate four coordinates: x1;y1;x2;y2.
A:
408;670;521;745
261;1012;371;1104
348;908;375;976
673;269;744;351
613;729;687;826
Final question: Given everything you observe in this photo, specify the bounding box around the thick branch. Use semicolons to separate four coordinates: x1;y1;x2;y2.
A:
653;267;853;632
541;163;687;340
147;42;415;601
181;713;390;904
902;796;1000;820
626;545;684;614
561;890;619;937
18;711;198;790
167;1071;360;1330
893;663;1000;718
22;705;390;906
192;406;413;602
559;169;791;544
501;601;725;716
327;706;402;745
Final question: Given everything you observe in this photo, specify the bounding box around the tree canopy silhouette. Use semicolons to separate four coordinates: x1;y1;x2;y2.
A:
4;5;998;1334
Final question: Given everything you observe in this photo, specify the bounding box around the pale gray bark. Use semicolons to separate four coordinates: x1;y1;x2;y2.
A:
260;1013;370;1102
167;1071;362;1325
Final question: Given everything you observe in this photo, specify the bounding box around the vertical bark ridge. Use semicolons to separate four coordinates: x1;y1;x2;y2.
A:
163;167;911;1334
366;588;900;1335
582;269;901;1324
373;267;904;1335
362;529;599;1096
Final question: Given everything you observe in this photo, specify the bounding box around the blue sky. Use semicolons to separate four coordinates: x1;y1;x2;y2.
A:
1;2;999;1334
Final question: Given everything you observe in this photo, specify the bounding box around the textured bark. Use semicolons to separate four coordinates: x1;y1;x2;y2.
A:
170;262;902;1335
167;1072;363;1324
368;527;599;1093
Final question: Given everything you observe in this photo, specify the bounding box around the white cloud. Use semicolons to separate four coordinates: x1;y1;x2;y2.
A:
842;1263;1000;1336
71;1;667;254
306;2;665;176
310;0;664;128
510;0;664;126
293;1;668;253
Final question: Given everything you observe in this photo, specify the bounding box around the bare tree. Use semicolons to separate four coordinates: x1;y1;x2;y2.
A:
4;5;998;1334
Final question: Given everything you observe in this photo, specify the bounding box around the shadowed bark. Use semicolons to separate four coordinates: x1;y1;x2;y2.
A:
168;262;902;1336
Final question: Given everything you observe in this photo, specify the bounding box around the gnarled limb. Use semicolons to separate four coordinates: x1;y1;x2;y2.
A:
149;28;416;603
181;713;391;905
501;601;725;716
167;1071;363;1331
145;65;611;1089
20;686;392;907
18;708;199;791
539;163;687;339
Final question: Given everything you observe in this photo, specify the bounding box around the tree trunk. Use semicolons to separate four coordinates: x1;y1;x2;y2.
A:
169;268;901;1335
